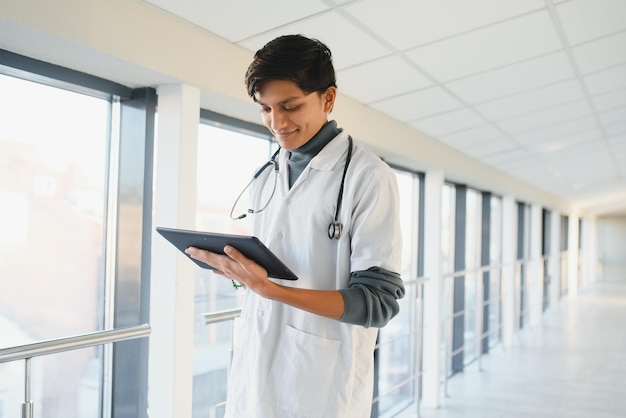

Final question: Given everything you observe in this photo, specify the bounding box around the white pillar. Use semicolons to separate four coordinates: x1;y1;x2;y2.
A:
501;195;517;348
529;204;542;327
421;170;444;408
149;84;200;418
568;211;580;298
550;210;561;310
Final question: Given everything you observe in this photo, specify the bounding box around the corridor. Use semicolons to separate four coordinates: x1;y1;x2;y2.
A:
405;276;626;418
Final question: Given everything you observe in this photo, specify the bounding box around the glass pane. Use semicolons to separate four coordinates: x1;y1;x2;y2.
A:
377;334;415;416
192;123;271;418
489;196;503;347
440;184;455;375
441;184;455;274
376;170;418;417
0;74;109;417
463;189;481;365
395;170;418;282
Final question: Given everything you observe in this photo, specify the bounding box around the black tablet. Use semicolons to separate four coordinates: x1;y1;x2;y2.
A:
156;227;298;281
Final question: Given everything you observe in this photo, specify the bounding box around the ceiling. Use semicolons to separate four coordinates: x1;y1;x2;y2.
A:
144;0;626;216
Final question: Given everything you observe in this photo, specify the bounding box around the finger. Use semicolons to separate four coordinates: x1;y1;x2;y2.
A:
185;246;205;258
223;245;269;281
223;245;256;272
223;245;244;261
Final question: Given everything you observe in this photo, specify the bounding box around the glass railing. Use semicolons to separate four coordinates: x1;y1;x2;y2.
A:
0;325;150;418
441;253;570;396
442;263;504;394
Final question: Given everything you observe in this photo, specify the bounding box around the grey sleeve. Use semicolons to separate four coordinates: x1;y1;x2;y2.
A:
338;267;405;328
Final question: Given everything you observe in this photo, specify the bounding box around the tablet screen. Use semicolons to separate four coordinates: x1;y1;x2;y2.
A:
156;227;298;281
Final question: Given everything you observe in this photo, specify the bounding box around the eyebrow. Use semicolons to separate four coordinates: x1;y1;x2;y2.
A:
254;96;303;106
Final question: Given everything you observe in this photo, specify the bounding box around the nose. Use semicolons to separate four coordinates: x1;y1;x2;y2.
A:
269;109;288;131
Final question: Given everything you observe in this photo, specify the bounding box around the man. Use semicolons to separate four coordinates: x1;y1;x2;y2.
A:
186;34;404;418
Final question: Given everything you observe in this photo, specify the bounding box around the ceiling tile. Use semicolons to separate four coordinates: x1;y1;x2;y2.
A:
503;154;544;172
445;52;575;104
409;108;485;137
605;119;626;136
343;0;546;50
570;177;626;198
405;11;562;82
336;56;432;103
556;0;626;45
572;30;626;74
599;106;626;126
369;86;462;122
237;12;391;70
474;80;585;121
548;140;609;162
463;138;520;159
496;100;593;135
438;125;504;148
608;133;626;149
482;148;534;166
560;165;617;183
525;130;602;154
143;0;329;42
584;63;626;95
513;165;563;182
592;88;626;112
514;116;599;145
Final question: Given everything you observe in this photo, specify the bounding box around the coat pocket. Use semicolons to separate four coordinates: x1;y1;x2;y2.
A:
262;324;341;418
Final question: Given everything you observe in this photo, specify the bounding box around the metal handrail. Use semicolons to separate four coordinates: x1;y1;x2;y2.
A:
0;324;151;363
0;324;151;418
204;309;241;325
441;263;503;279
442;262;507;396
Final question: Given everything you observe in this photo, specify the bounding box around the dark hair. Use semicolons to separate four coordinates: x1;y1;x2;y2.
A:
245;34;337;98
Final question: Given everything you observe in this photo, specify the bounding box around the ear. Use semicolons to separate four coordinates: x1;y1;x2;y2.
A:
322;86;337;113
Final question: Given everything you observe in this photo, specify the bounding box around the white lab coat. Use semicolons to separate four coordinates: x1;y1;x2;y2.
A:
224;131;402;418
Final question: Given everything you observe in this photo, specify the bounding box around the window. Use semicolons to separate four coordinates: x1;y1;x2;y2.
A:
0;72;111;418
440;183;456;376
374;168;421;417
463;188;482;365
488;195;502;348
560;215;569;296
0;50;153;418
192;115;273;417
441;183;456;275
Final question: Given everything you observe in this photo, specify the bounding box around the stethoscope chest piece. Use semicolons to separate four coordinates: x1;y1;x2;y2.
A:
328;221;343;240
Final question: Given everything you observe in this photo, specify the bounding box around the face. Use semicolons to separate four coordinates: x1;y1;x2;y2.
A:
254;79;336;150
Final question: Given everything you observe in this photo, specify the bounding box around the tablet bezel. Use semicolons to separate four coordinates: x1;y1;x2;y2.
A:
156;227;298;281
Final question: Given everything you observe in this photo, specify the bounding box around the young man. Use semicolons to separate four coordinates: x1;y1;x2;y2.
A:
186;34;404;418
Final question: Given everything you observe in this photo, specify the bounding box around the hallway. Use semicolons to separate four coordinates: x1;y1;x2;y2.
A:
404;277;626;418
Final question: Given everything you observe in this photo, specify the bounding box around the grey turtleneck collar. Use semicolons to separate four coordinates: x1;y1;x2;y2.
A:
287;120;342;188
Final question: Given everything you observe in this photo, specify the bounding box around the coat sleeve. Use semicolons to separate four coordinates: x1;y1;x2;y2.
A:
339;267;405;328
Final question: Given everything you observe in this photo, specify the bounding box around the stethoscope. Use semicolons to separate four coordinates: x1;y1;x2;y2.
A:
230;136;353;239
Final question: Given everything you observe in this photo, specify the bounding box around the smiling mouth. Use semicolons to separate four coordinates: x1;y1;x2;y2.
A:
274;130;296;139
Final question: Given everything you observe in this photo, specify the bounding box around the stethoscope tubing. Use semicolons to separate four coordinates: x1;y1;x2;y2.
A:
230;137;353;240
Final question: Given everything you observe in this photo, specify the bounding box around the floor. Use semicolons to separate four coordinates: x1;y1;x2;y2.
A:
398;277;626;418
